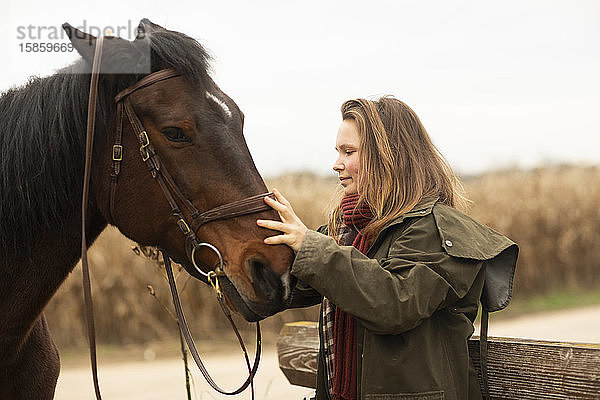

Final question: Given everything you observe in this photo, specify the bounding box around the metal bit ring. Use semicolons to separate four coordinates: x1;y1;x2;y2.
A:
190;242;224;279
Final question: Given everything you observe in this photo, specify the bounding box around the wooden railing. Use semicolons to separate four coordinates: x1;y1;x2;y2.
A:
277;321;600;399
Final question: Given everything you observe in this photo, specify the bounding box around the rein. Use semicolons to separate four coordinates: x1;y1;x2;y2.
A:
82;36;271;399
163;254;261;396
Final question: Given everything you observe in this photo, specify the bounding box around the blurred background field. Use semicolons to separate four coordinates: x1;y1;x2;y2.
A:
45;164;600;352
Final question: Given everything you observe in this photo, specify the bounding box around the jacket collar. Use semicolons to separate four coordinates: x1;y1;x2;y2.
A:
403;196;439;218
383;196;439;229
365;196;439;256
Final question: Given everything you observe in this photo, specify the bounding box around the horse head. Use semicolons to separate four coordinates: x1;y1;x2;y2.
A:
63;19;294;321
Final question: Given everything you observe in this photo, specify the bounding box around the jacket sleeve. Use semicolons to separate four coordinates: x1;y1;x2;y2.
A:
286;280;323;308
285;224;327;309
290;215;483;334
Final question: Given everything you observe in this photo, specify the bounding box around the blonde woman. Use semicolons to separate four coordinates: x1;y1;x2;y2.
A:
257;97;518;400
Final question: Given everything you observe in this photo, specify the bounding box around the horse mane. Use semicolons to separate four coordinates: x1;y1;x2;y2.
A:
0;23;212;258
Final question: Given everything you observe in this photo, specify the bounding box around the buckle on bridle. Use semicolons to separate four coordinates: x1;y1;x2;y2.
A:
207;271;222;299
140;146;150;162
112;145;123;161
177;218;191;234
139;131;150;148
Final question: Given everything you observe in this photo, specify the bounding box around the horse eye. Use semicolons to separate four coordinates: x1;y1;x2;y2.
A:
161;127;190;143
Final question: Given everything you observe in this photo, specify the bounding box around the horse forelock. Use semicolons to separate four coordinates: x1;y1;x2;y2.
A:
144;27;212;86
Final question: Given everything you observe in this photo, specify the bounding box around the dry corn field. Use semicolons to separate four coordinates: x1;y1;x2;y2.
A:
44;165;600;347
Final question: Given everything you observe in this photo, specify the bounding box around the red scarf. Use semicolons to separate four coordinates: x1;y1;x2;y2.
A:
332;193;374;400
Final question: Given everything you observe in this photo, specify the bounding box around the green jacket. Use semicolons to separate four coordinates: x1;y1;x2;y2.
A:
289;196;518;400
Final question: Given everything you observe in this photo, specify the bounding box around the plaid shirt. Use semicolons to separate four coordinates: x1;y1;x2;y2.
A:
321;297;336;396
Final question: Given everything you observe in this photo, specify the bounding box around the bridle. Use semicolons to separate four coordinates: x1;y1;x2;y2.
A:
81;36;273;399
110;68;274;282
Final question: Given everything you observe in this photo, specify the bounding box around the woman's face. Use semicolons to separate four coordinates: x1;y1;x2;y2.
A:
333;119;361;194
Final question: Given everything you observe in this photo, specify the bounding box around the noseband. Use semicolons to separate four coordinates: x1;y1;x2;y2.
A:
81;36;272;399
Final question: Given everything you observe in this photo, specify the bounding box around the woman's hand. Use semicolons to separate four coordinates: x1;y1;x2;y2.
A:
257;188;308;252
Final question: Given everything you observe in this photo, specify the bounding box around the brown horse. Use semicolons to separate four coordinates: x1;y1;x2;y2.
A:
0;19;293;399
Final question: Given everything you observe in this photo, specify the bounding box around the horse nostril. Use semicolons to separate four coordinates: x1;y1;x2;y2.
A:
247;257;283;302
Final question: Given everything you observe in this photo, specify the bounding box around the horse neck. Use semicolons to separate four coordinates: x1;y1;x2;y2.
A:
0;203;108;364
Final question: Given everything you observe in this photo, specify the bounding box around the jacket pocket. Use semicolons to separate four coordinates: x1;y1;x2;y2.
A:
364;391;444;400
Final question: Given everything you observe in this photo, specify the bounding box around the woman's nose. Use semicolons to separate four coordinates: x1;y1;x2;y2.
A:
333;159;343;172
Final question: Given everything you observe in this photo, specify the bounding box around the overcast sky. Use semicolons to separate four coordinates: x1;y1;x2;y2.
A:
2;0;599;178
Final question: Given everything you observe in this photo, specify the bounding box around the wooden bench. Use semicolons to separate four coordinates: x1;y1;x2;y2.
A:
277;321;600;399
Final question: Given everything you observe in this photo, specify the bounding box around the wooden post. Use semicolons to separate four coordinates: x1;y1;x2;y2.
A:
277;321;320;389
277;321;600;399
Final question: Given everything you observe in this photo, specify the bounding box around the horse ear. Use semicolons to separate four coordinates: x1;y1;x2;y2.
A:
136;18;164;39
62;23;96;61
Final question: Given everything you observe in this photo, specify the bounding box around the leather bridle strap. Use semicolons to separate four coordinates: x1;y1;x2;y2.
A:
109;69;182;224
113;69;181;102
191;192;278;231
480;309;491;400
108;99;123;223
81;36;105;400
163;253;261;396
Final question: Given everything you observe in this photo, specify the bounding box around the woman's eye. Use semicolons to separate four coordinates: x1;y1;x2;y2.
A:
345;150;354;155
161;127;191;143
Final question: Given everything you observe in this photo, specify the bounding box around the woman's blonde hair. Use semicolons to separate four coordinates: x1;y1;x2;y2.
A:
327;96;468;242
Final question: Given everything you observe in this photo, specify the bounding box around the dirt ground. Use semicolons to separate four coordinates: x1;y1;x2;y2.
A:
54;305;600;400
54;347;312;400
